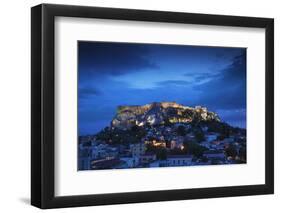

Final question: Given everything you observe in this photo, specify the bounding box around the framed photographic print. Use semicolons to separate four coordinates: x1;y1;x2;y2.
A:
31;4;274;209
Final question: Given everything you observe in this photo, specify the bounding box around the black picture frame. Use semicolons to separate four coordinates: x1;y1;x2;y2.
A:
31;3;274;209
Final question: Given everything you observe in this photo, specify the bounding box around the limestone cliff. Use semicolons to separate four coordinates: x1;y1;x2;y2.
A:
111;102;220;129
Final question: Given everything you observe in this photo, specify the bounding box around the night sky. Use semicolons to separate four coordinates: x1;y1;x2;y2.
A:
78;41;246;135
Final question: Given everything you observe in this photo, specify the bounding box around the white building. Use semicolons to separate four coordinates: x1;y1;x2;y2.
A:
205;133;218;142
167;155;193;166
78;149;91;170
120;157;140;168
130;143;146;157
170;136;185;149
140;153;156;164
203;151;226;160
149;160;160;167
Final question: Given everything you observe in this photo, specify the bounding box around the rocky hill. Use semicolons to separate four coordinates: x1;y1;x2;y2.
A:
111;102;220;129
79;102;247;170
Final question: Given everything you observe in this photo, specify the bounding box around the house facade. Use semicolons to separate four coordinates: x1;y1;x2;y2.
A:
167;155;193;166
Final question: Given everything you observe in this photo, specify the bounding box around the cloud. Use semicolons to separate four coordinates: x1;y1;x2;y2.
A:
78;41;158;79
222;53;246;81
193;52;246;110
191;72;220;82
78;87;102;103
217;109;246;128
156;80;192;87
181;72;221;85
79;87;101;96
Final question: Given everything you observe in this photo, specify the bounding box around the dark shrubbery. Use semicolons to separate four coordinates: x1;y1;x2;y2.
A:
95;125;146;145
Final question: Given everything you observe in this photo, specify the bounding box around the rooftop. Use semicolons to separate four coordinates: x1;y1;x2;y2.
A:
167;155;193;159
91;158;124;169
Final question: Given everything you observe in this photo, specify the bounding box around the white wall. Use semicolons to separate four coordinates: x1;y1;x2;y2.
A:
0;0;279;212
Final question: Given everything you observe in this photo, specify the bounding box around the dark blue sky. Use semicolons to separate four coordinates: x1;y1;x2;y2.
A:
78;41;246;135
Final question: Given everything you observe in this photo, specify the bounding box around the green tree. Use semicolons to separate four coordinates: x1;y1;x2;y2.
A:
176;125;186;136
164;118;172;126
185;141;208;158
194;130;205;142
131;125;146;140
156;148;167;160
225;144;237;158
238;146;246;162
